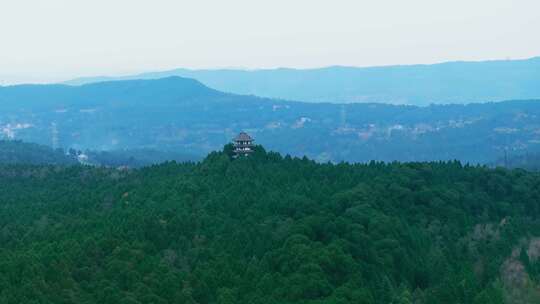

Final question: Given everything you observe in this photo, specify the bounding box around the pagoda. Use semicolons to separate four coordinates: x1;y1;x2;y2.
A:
233;132;254;157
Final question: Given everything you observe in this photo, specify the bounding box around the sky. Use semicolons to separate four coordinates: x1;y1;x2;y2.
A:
1;0;539;84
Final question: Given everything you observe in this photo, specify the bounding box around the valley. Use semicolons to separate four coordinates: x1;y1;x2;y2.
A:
1;77;539;164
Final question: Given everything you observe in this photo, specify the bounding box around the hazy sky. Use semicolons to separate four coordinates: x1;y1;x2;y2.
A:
1;0;539;84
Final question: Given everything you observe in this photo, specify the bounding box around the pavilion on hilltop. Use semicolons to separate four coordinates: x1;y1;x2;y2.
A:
233;132;254;157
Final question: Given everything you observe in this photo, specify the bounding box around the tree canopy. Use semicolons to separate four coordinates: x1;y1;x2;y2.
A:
1;147;539;303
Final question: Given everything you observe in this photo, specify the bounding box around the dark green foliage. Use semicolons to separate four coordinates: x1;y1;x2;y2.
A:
0;140;198;168
1;148;540;303
85;149;200;168
0;140;76;165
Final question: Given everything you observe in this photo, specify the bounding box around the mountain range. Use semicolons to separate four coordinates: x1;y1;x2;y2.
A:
2;77;540;164
65;57;540;106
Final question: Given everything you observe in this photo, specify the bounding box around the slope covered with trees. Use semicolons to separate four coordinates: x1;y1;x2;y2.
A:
84;149;200;168
0;140;199;168
1;147;540;303
0;140;77;165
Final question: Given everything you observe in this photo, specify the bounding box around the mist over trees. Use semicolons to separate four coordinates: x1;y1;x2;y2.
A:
0;140;76;165
2;77;540;164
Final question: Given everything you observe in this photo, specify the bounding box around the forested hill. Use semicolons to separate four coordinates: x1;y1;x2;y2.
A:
0;140;200;168
0;76;221;111
0;140;76;165
2;147;540;303
65;57;540;105
2;77;540;164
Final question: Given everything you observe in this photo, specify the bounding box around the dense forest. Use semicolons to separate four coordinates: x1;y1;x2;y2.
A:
0;140;199;168
0;140;76;165
1;146;540;303
84;149;200;168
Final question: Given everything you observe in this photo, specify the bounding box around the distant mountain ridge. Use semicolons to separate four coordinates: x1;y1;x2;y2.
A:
64;57;540;105
1;77;219;110
2;77;540;163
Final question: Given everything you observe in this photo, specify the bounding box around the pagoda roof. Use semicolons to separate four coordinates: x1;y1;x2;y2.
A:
234;132;253;141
